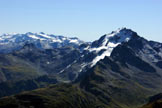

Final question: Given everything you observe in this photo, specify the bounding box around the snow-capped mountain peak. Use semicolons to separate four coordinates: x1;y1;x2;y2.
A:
106;27;133;42
58;28;139;75
86;28;137;66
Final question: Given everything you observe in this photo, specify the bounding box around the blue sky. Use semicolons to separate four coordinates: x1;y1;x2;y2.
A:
0;0;162;41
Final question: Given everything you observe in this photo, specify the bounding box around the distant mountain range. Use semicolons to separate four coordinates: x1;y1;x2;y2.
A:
0;28;162;108
0;32;85;53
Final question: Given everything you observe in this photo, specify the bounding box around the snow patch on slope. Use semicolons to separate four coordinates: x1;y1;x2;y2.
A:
88;28;134;67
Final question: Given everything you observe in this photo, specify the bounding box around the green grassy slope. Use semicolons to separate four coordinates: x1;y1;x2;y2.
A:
0;84;108;108
0;75;57;97
0;55;44;82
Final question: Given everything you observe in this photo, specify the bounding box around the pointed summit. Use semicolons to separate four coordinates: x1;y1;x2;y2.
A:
88;28;138;66
106;27;137;42
91;28;137;50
